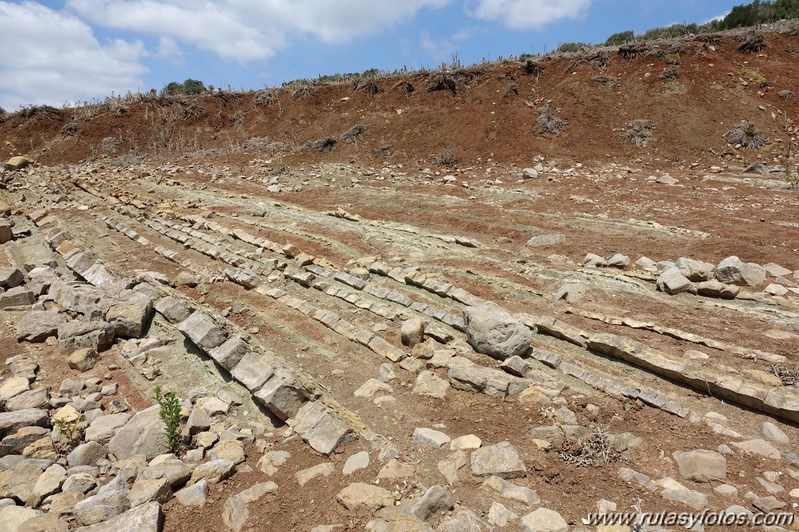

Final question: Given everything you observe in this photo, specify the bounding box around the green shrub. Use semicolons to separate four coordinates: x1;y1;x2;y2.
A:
556;42;590;53
605;31;634;46
154;386;184;456
161;79;206;96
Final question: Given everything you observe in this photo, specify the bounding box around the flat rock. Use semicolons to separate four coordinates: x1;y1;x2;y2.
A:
175;479;208;507
673;449;726;483
189;459;235;485
437;509;491;532
221;481;277;531
762;421;790;444
410;485;453;521
732;439;781;459
108;406;168;460
526;234;565;247
437;450;467;486
15;311;65;343
0;505;41;532
519;507;568;532
0;287;35;309
296;462;334;486
0;410;49;438
412;371;448;399
342;451;369;475
482;475;540;506
0;377;30;404
450;434;481;451
257;451;291;476
413;428;450;448
336;482;393;511
128;477;172;507
75;501;162;532
470;441;527;479
67;442;108;467
554;284;586;304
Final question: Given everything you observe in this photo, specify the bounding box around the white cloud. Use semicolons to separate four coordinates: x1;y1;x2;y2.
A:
466;0;592;30
0;1;147;109
703;11;730;25
65;0;452;62
421;27;476;62
156;37;185;65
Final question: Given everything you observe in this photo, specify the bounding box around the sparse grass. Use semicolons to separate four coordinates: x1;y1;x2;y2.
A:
725;121;767;149
435;147;457;167
742;68;771;88
154;386;184;456
534;105;568;136
623;119;655;147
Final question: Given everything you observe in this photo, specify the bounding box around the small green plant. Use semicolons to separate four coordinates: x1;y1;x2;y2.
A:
52;412;86;451
742;69;771;89
154;386;184;456
665;52;680;65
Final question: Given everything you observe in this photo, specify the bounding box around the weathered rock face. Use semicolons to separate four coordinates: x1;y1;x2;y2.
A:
75;501;162;532
462;302;532;360
470;441;527;479
5;156;32;171
336;482;393;511
176;312;226;350
105;291;153;338
715;256;765;287
107;406;169;460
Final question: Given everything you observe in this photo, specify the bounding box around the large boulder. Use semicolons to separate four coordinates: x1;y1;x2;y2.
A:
4;156;32;171
105;291;153;338
75;501;162;532
715;256;765;287
462;302;532;360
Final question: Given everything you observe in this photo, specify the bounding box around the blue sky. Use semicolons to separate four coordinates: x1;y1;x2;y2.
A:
0;1;743;109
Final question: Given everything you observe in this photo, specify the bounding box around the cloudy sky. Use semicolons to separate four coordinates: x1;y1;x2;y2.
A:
1;0;742;109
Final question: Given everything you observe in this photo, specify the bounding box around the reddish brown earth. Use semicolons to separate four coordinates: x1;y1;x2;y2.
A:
2;23;799;532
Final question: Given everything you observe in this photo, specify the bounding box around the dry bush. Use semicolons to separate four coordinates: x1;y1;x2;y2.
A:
739;34;766;54
618;42;649;60
435;147;457;167
340;124;368;143
659;67;679;81
771;364;798;385
522;59;541;77
374;145;392;157
61;122;80;136
725;121;767;149
569;50;611;71
534;105;568;136
288;81;318;101
304;137;337;153
623;119;655;147
559;425;625;468
354;79;382;95
427;72;457;95
19;105;62;123
778;90;795;100
695;33;721;45
253;89;279;107
99;137;119;155
503;83;519;97
392;80;415;95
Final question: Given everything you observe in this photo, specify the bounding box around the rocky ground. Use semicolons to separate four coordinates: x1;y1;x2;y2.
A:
0;147;797;532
